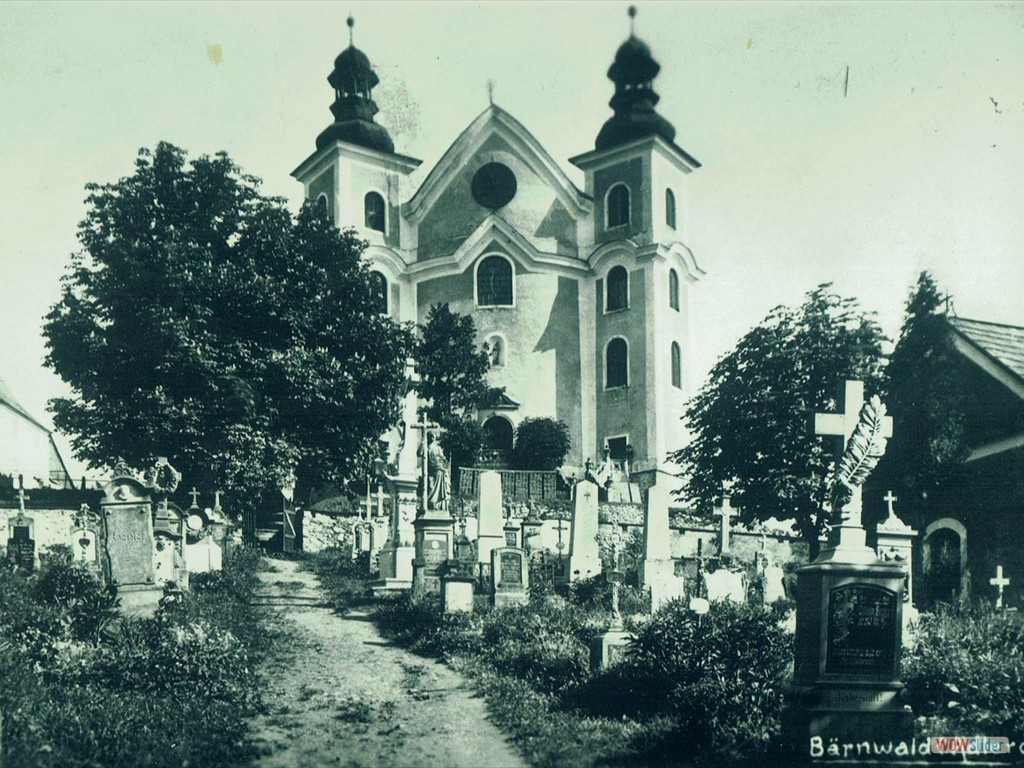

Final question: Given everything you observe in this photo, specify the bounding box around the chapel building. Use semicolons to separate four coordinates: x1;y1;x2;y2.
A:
291;16;704;476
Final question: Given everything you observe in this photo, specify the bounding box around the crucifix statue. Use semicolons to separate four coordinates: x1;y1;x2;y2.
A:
991;565;1010;610
411;411;446;513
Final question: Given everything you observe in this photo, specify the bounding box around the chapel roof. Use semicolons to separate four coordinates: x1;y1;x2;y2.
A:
0;373;50;433
948;317;1024;386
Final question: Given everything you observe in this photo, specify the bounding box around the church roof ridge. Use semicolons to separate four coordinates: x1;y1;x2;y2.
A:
948;316;1024;385
0;373;51;434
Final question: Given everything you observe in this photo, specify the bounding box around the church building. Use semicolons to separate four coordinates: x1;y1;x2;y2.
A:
291;14;704;476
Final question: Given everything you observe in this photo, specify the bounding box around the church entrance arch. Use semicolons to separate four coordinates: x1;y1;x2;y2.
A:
481;416;514;467
923;518;969;607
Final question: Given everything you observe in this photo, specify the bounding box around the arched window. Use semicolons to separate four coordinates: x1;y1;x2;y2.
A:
605;266;629;312
476;255;514;307
370;271;388;314
364;191;385;232
485;334;506;367
671;342;682;389
605;337;628;389
665;188;677;229
669;268;680;311
606;184;630;229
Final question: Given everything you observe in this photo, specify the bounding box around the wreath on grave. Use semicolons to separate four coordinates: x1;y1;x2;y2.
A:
143;460;181;496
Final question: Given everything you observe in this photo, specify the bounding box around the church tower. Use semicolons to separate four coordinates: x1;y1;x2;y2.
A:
291;17;420;320
570;7;704;473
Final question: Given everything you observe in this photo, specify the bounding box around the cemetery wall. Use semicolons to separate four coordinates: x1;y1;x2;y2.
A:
302;510;389;554
1;490;103;560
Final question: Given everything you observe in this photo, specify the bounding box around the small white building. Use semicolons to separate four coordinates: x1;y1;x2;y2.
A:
0;373;72;488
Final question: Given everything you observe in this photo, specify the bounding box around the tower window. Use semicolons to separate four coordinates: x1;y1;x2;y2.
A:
605;337;628;389
671;342;682;389
669;269;680;311
364;192;386;232
606;184;630;229
315;194;331;222
605;266;629;312
665;188;677;229
476;255;514;307
370;271;388;315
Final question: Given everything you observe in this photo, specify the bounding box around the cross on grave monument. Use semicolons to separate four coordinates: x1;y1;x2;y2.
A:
410;410;454;597
715;491;736;555
814;380;892;561
188;487;201;508
991;565;1010;610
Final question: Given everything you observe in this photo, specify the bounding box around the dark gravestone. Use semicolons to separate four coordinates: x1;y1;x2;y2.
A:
826;584;896;675
422;535;448;567
8;527;35;572
500;550;524;586
106;504;156;587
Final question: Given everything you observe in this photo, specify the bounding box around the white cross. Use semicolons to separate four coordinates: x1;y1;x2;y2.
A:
883;490;898;516
991;565;1010;610
715;494;736;554
814;380;893;460
188;487;201;507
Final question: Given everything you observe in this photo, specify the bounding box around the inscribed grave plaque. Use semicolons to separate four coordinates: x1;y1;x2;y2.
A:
826;584;896;675
9;528;35;571
105;504;155;586
500;551;523;586
423;536;448;567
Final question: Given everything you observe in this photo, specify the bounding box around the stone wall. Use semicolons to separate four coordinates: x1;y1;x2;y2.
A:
302;510;389;555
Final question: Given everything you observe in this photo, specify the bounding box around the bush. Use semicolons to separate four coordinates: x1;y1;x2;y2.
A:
572;599;792;763
33;562;119;644
512;417;571;470
904;603;1024;736
307;547;372;611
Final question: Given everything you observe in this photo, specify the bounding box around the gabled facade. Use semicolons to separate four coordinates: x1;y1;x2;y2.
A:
292;18;704;474
0;374;72;488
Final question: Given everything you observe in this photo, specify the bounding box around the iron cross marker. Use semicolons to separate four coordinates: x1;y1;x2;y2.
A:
991;565;1010;610
814;380;893;460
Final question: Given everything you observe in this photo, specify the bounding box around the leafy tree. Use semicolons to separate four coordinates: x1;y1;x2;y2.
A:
875;272;968;507
44;143;412;505
512;417;571;470
671;284;885;557
413;303;502;474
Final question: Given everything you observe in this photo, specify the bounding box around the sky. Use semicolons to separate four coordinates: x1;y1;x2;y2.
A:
1;1;1022;477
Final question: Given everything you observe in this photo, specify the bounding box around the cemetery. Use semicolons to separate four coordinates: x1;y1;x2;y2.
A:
2;4;1023;767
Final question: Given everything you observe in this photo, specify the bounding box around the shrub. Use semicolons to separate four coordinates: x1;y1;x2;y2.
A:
32;562;119;644
904;602;1024;736
512;417;571;470
308;546;372;611
572;599;792;762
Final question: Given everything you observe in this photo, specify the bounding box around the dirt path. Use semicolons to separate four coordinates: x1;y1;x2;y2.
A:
249;559;526;768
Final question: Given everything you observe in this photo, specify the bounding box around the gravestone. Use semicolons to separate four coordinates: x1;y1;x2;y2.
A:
153;502;186;587
491;546;529;607
8;524;35;572
476;471;505;565
185;534;223;574
568;480;601;581
639;480;684;611
785;381;912;750
705;567;745;603
101;470;161;615
874;490;918;623
71;528;99;564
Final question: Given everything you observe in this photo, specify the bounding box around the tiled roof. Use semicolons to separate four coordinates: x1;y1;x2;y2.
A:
949;317;1024;384
0;373;49;433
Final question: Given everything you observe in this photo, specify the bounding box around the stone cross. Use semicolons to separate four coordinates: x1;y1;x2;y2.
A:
814;380;893;461
991;565;1010;610
715;493;736;555
15;485;29;513
409;411;442;513
188;487;201;508
884;490;898;515
213;490;223;510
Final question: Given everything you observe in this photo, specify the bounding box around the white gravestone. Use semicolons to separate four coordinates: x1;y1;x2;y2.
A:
705;568;746;603
568;481;601;581
477;471;505;565
640;481;685;610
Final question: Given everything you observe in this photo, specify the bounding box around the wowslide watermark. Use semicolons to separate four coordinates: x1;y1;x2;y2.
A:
810;735;1013;759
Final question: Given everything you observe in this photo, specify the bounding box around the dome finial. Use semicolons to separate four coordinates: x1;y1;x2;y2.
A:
628;5;637;36
347;15;355;47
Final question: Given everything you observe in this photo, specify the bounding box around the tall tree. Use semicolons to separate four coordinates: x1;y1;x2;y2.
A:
44;143;412;505
413;303;502;475
671;284;885;557
875;272;968;506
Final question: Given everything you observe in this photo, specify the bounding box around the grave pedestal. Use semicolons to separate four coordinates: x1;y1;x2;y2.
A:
590;629;634;671
373;477;417;592
491;546;529;607
412;511;454;598
441;575;475;613
784;558;913;749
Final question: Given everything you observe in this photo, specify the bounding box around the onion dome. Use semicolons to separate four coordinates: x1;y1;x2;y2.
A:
594;7;677;151
315;17;395;154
